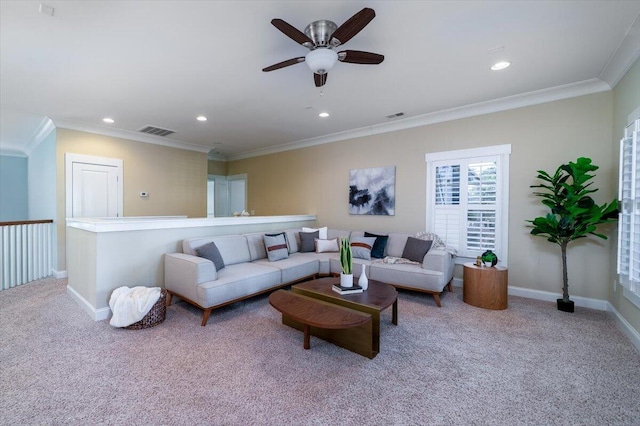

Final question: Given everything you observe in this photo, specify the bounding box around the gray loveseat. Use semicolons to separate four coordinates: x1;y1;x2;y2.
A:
164;228;454;325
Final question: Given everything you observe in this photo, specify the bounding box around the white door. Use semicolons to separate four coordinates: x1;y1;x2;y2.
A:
228;174;247;214
65;154;123;218
72;163;119;217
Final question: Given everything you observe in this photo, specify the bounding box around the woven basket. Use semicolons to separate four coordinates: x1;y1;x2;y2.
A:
125;289;167;330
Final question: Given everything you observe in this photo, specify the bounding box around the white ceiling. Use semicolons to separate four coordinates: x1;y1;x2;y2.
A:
1;1;639;160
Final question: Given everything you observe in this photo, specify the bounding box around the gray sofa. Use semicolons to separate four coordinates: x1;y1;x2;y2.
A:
164;228;454;325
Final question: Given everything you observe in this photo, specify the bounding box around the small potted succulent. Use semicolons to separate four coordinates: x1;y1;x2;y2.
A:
339;237;353;287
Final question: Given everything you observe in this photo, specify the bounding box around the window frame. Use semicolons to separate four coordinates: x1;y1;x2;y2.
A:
425;144;511;265
617;108;640;306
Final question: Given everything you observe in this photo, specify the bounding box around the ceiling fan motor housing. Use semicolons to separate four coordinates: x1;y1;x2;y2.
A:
304;20;337;47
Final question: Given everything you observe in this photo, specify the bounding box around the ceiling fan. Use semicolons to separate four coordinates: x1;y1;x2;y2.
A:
262;7;384;87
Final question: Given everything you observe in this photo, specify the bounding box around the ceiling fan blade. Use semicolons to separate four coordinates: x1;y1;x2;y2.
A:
262;57;305;72
271;19;314;48
338;50;384;64
314;73;327;87
329;7;376;47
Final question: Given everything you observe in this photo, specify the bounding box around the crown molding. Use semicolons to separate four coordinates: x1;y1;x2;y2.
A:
207;152;226;161
600;11;640;87
52;118;212;154
0;148;28;157
22;117;55;156
227;78;611;161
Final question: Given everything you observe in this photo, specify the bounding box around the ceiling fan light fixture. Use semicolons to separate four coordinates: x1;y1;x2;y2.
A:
305;48;338;74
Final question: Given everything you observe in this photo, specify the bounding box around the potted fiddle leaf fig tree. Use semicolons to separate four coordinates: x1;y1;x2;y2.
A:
526;157;617;313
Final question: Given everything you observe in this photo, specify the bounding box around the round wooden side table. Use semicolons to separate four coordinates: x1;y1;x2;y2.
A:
463;263;508;310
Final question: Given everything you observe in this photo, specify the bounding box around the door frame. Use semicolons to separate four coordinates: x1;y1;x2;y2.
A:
65;153;124;218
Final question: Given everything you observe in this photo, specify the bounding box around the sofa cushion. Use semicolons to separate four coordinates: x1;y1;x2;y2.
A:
369;262;446;293
350;236;376;260
196;263;281;308
315;238;339;253
402;237;433;262
299;231;319;252
195;242;225;271
284;229;300;253
303;226;327;239
253;254;319;284
385;233;411;258
364;232;389;259
245;232;267;261
264;233;289;262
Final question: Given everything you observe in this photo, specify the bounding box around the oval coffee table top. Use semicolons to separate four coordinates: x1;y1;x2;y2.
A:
291;277;398;312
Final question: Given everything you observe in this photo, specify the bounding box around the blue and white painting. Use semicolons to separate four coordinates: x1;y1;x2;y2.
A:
349;166;395;215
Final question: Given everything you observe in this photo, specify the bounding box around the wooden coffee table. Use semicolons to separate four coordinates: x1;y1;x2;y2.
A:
283;277;398;358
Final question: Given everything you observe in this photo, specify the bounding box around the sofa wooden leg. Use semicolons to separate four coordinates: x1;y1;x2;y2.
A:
447;281;453;292
433;293;442;307
201;308;212;326
166;291;173;307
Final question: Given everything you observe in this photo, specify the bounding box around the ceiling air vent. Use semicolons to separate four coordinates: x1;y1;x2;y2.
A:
138;125;176;137
386;112;404;119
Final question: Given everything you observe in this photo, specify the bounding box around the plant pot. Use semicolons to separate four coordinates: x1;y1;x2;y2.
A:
340;273;354;288
557;298;574;313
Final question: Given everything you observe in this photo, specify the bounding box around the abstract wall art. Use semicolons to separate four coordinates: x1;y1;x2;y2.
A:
349;166;395;215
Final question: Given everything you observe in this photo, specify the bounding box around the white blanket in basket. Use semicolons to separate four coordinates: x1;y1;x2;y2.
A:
109;286;161;327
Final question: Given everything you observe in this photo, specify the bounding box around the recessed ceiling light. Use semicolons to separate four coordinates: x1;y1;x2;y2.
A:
318;112;330;118
102;118;114;124
491;61;511;71
196;115;207;122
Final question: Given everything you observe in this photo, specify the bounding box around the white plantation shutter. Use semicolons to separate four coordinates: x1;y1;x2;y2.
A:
426;145;510;262
618;117;640;297
467;161;497;251
434;165;461;250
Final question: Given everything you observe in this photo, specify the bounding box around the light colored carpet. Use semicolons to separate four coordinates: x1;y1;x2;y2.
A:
1;277;638;425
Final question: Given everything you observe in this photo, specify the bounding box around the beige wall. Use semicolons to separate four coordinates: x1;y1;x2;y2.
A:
611;58;640;332
56;129;208;270
208;159;227;175
228;92;616;302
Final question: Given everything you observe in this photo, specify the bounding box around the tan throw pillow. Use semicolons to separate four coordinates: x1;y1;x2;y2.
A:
315;238;339;253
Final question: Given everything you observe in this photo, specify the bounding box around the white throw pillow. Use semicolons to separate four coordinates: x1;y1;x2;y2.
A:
315;238;339;253
303;226;328;239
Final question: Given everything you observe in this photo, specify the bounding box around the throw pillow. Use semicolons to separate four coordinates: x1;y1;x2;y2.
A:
263;233;289;262
195;242;225;271
401;237;433;263
315;238;339;253
364;232;389;259
299;231;319;253
266;232;289;252
302;226;328;240
350;236;377;260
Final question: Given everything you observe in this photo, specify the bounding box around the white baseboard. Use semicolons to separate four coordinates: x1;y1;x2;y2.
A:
607;303;640;353
66;285;111;321
53;269;67;279
453;279;639;352
507;286;610;311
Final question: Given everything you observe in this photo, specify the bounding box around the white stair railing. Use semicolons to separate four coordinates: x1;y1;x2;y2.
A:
0;220;54;290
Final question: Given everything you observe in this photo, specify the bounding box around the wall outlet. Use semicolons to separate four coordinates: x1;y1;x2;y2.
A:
140;192;149;198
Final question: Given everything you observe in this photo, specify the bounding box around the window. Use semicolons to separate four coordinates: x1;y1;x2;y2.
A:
617;115;640;301
426;145;510;263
